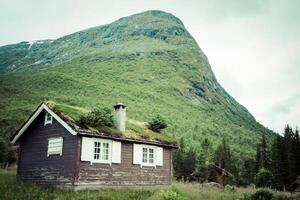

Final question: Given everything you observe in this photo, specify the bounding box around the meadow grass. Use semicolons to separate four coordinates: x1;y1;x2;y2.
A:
0;169;295;200
0;169;154;200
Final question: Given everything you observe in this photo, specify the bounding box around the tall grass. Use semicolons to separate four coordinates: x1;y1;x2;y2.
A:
0;170;295;200
0;170;153;200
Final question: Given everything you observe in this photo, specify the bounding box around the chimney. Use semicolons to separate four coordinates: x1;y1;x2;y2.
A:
113;103;126;133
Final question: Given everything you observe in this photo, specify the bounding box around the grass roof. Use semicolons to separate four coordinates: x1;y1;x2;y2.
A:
46;101;176;144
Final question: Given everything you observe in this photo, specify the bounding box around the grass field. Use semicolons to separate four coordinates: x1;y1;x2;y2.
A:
3;169;293;200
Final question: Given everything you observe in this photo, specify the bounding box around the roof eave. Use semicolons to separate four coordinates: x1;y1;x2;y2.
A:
77;130;178;148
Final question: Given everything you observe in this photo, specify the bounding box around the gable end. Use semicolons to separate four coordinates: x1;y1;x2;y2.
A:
11;103;77;144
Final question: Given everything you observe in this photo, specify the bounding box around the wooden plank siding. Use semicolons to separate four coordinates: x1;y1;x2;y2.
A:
17;110;78;185
77;141;172;186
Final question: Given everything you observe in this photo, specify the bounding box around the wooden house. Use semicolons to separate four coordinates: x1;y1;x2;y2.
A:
10;102;177;189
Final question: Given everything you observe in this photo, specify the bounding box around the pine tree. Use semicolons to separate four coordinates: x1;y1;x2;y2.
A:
255;134;271;172
295;128;300;178
271;135;281;189
243;158;256;184
278;134;289;190
173;138;196;181
284;125;297;186
173;138;186;180
255;144;261;173
213;137;235;173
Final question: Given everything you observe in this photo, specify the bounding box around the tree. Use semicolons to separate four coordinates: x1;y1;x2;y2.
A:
269;125;300;190
201;138;211;163
255;144;261;173
242;158;256;185
270;135;281;189
256;168;274;188
0;138;8;167
255;134;271;172
295;128;300;178
147;114;167;132
284;125;298;186
173;138;196;181
0;137;16;168
213;137;236;175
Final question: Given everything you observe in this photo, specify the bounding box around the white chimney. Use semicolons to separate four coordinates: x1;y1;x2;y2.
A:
114;103;126;133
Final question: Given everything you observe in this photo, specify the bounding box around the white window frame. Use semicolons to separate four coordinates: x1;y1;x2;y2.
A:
47;137;63;157
44;112;53;126
141;145;156;167
92;138;112;165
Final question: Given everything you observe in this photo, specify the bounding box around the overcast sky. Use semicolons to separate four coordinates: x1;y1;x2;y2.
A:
1;0;299;133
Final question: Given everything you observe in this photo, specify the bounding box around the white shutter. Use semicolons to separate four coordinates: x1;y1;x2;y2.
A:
47;137;63;156
156;147;163;166
111;141;121;163
133;143;142;165
81;137;93;162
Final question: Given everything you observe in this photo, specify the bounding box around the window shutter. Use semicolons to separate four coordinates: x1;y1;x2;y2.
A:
111;141;121;163
156;147;163;166
133;143;142;165
47;137;63;156
81;137;93;162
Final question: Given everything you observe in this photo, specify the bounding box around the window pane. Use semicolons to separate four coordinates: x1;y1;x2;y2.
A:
149;148;154;163
102;143;109;161
142;147;148;163
94;142;101;160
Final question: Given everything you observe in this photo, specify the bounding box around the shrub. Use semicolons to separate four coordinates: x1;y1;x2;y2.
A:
78;107;114;128
162;189;178;200
249;189;275;200
256;168;274;188
148;115;167;132
162;189;189;200
224;184;237;192
245;189;296;200
275;195;292;200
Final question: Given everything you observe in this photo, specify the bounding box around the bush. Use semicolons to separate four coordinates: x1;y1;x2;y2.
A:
249;189;275;200
162;189;178;200
78;107;114;128
162;189;189;200
244;189;296;200
148;115;167;132
276;194;298;200
256;168;274;188
224;184;237;192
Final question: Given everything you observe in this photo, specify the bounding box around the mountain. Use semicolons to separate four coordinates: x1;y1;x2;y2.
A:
0;10;274;160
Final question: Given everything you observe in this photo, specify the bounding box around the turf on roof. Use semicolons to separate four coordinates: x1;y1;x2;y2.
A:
45;101;176;144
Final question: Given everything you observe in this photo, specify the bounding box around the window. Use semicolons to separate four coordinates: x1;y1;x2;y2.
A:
94;142;101;159
142;147;148;163
81;137;121;165
102;143;109;160
93;140;110;163
149;148;154;164
133;144;163;167
47;137;63;156
44;112;52;125
142;146;155;166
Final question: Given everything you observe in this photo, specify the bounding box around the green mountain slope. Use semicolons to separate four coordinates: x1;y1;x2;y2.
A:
0;10;274;160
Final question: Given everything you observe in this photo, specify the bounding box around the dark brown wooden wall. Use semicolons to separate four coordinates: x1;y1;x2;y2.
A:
17;110;78;185
78;141;172;186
